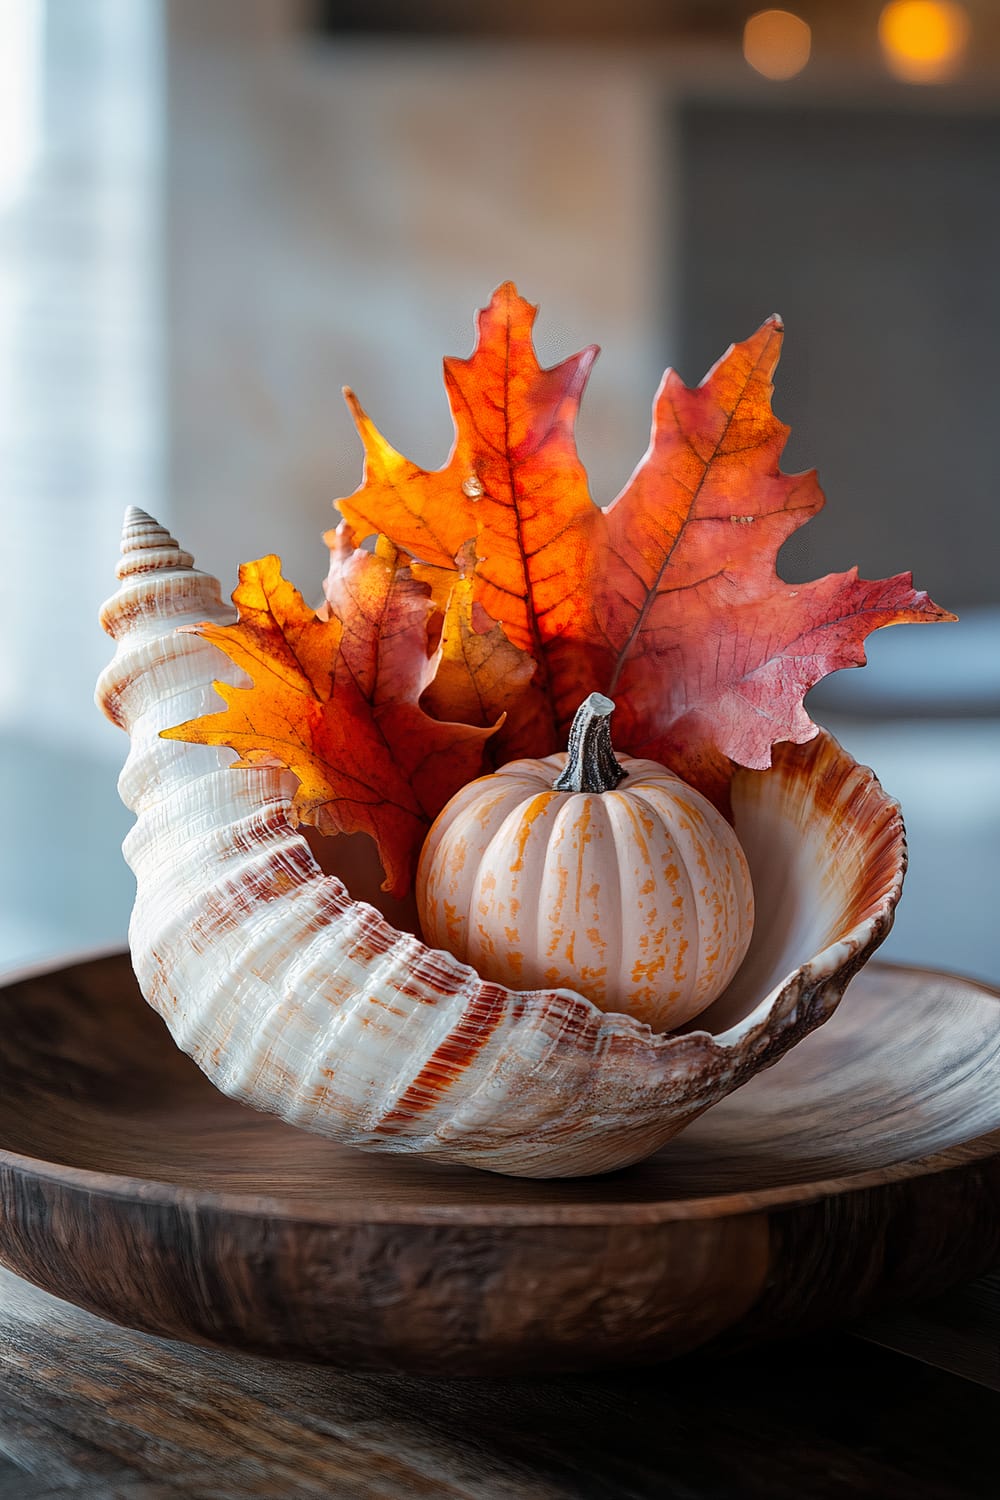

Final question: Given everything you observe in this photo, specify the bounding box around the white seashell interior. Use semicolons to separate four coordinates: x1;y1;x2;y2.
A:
96;509;907;1178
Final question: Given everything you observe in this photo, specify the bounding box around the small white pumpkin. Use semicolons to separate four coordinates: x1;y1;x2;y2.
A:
416;694;755;1033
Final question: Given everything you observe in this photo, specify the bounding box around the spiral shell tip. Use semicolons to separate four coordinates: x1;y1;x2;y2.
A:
123;504;155;525
116;508;194;578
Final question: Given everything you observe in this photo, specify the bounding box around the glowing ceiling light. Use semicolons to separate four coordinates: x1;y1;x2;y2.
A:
878;1;971;84
743;10;812;81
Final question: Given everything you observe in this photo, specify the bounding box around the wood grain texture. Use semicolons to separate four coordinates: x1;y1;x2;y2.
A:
0;953;999;1373
2;1265;999;1499
858;1270;1000;1391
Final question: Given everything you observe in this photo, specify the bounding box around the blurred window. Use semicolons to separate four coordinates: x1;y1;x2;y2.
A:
677;101;1000;611
1;0;163;968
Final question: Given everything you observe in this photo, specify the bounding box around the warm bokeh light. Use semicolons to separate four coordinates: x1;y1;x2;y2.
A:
743;10;812;80
878;1;971;83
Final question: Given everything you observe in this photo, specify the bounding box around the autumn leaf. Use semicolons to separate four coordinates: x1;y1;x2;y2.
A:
408;542;546;765
337;281;597;748
163;548;496;898
337;285;954;805
321;524;436;704
579;316;956;799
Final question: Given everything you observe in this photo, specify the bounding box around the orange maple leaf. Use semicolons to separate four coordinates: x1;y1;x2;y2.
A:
338;282;596;748
164;546;496;897
338;284;954;805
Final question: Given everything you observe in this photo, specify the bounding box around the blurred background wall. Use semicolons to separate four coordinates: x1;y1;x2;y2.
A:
3;0;998;979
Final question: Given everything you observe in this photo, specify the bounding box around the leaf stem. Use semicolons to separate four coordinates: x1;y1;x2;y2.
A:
554;693;627;794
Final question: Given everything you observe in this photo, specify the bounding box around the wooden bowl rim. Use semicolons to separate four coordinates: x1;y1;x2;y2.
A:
2;950;999;1229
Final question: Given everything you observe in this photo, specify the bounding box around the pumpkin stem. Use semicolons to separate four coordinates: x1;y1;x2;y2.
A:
554;693;627;794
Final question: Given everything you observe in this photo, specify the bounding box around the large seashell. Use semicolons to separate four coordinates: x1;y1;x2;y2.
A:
96;509;906;1178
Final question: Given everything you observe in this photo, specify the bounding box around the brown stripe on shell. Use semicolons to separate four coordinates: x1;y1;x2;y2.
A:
378;983;515;1130
186;840;321;950
393;948;474;1005
344;908;407;969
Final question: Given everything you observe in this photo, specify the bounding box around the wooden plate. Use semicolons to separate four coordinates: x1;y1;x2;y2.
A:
1;952;999;1374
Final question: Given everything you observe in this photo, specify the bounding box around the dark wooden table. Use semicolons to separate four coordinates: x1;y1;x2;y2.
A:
1;1264;998;1499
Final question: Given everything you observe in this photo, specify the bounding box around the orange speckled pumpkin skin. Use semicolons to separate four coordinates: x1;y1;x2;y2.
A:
416;753;755;1033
